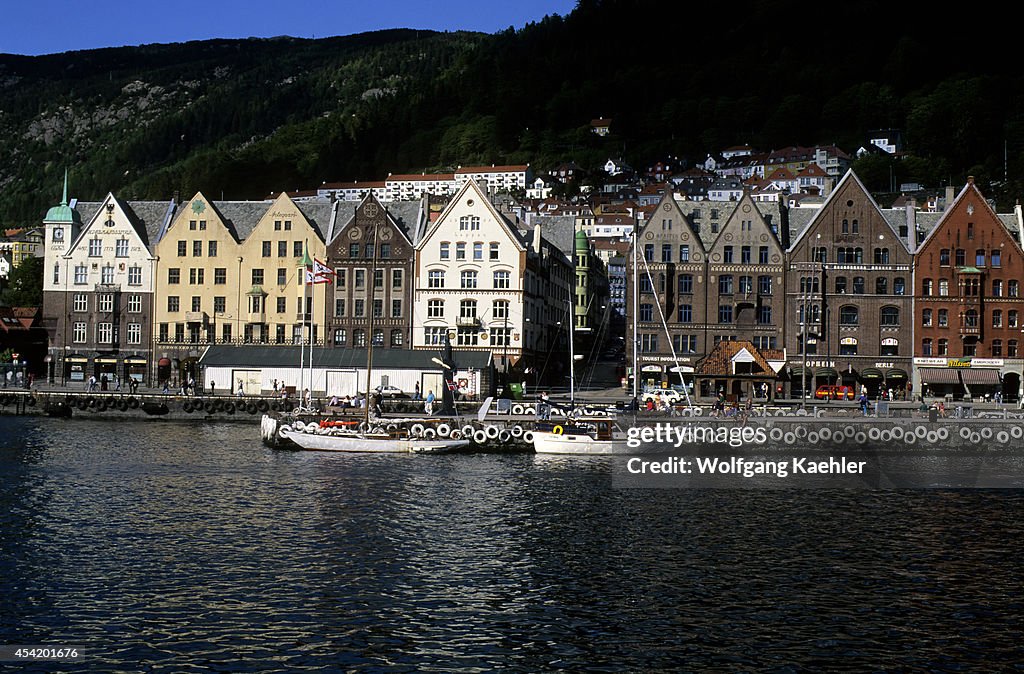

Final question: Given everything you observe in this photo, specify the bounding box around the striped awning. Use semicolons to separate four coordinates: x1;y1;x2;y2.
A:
919;368;960;385
960;369;1001;385
860;368;884;379
886;368;908;379
816;367;838;379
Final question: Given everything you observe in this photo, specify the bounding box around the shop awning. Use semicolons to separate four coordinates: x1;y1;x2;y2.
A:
789;366;806;377
919;368;960;385
886;368;908;379
65;356;89;363
860;368;884;379
960;369;1001;386
124;358;148;364
95;357;117;364
815;367;838;379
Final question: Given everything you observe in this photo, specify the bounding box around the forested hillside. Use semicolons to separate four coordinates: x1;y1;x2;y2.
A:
2;0;1022;225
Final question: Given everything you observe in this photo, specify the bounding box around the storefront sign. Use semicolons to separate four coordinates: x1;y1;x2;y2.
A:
913;357;947;366
874;362;895;369
947;359;972;368
969;358;1004;367
801;360;835;368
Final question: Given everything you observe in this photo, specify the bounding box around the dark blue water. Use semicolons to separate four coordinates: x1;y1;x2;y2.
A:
1;417;1022;672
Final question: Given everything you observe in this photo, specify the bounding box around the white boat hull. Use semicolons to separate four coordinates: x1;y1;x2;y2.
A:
277;425;467;453
532;430;630;455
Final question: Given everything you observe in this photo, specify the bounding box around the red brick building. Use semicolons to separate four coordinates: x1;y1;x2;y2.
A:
913;179;1024;401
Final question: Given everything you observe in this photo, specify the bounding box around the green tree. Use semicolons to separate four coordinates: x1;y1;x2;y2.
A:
2;256;44;307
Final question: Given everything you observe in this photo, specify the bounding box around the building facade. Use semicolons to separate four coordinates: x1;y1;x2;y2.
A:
913;178;1024;401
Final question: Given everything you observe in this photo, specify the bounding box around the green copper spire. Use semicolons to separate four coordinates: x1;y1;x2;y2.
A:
44;169;81;224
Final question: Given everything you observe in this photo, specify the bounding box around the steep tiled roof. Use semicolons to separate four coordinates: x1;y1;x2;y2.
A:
696;340;774;377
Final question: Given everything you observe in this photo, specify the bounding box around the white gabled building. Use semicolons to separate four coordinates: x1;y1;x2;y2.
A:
413;180;532;370
455;165;531;192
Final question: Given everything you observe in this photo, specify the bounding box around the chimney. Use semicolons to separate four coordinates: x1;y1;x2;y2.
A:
945;185;955;211
533;221;542;254
905;198;916;244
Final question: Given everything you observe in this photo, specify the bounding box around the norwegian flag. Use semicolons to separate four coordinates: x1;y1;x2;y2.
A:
446;380;458;391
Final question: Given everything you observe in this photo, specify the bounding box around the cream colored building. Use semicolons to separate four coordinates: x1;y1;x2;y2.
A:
151;191;334;389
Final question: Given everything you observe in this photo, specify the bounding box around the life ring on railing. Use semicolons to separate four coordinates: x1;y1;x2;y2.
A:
224;402;235;414
128;397;139;409
183;402;193;413
257;400;269;412
552;425;564;435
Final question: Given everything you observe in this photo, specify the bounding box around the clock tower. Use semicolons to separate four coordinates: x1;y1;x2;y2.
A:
43;170;82;260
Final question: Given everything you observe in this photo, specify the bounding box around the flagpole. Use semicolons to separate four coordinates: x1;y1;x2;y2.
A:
308;265;315;402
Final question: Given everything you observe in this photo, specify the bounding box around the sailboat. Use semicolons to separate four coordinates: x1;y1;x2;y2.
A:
532;298;632;455
261;222;468;453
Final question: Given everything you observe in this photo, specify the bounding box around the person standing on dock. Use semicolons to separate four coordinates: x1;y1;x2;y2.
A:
425;389;435;415
209;380;216;396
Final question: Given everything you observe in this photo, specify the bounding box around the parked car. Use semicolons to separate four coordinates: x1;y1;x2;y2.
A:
642;388;682;406
814;385;855;400
368;385;407;398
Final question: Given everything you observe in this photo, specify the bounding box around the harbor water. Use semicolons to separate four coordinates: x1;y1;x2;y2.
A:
1;417;1022;671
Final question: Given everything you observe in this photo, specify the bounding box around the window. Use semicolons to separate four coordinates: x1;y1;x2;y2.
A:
1010;280;1019;297
922;278;933;296
168;268;181;284
461;271;478;289
841;219;848;233
191;296;202;312
922;338;932;356
192;241;202;257
992;340;1003;357
349;243;359;258
640;334;659;352
876;277;888;294
74;265;87;285
835;276;847;294
661;244;672;263
1009;340;1019;358
718;305;733;324
851;219;859;234
101;265;114;284
678;274;693;294
976;249;986;267
251;269;264;285
391;329;404;347
440;242;450;260
222;324;231;342
852;277;865;294
392;299;402;318
208;241;218;257
967;222;974;240
459;215;480;231
955;249;965;266
991;250;1001;267
392;270;403;289
88;238;102;257
940;249;950;266
473;242;483;261
880;307;899;326
214;268;226;285
177;241;187;257
456;242;466;260
758;275;772;295
335;298;346;317
718;275;733;294
53;263;59;284
679;245;690;262
741;246;751;264
354;270;365;288
894;277;905;295
99;294;114;313
128;265;142;286
214;297;226;314
336;269;346;288
115;238;129;257
294;242;303;257
364;243;374;259
424;327;446;345
839;305;859;325
334;329;347;346
189;268;205;285
757;306;772;324
674;334;698;353
938;309;948;327
938;279;949;296
993;310;1003;328
73;322;87;343
73;294;88;312
167;296;180;312
812;247;827;263
428;271;445;288
276;297;287;313
677;304;692;322
379;244;390;259
494;271;510;289
639;304;653;322
937;338;948;356
738;275;752;295
490;328;510;347
723;246;734;263
373;299;383;318
354;300;365;317
126;323;141;345
354;329;366;347
493;300;509;319
839;341;857;356
1010;311;1019;328
460;299;478;319
490;243;499;260
374;269;384;289
922;309;932;327
759;246;769;264
993;279;1003;296
275;268;286;286
276;241;287;257
800;276;820;294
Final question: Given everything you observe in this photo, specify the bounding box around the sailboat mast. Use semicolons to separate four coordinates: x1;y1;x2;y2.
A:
363;221;380;427
631;224;639;400
568;298;575;410
299;255;308;400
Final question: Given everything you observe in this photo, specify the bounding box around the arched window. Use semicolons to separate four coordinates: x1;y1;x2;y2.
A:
835;276;847;293
922;338;933;356
874;248;890;264
880;307;899;326
852;277;865;294
839;305;859;325
922;309;932;326
964;309;978;327
937;338;948;355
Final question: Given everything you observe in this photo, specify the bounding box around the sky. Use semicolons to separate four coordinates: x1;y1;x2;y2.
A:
1;0;578;56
